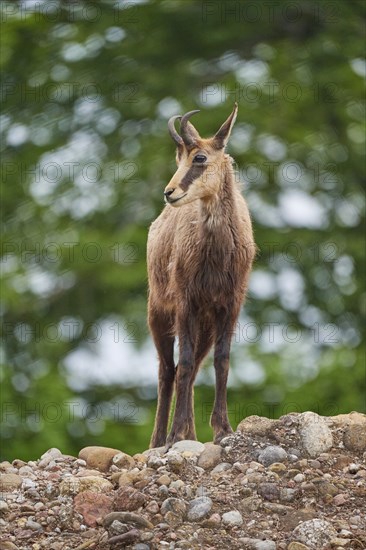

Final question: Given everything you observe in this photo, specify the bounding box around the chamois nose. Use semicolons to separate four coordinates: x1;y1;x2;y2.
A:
164;189;175;198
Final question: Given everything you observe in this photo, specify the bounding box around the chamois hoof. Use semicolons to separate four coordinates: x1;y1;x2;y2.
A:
213;426;234;444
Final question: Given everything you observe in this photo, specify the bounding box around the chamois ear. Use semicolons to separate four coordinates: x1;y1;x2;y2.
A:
213;102;238;150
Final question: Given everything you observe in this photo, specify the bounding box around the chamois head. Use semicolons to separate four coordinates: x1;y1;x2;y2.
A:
164;103;238;207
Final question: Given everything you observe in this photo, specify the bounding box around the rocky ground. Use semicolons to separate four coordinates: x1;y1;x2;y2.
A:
0;412;365;550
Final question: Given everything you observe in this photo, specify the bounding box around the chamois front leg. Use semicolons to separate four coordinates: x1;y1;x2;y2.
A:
149;311;176;448
165;318;195;449
211;312;236;443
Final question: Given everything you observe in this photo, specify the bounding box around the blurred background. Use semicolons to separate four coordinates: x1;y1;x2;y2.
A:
1;0;365;461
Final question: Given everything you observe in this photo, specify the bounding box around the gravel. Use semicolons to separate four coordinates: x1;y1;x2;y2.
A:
0;412;365;549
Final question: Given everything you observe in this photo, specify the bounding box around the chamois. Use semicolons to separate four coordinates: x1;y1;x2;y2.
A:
147;103;255;448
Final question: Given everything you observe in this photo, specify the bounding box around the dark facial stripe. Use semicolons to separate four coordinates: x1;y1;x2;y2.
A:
180;165;207;191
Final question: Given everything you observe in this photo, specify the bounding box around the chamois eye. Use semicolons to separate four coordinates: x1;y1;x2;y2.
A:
193;154;207;164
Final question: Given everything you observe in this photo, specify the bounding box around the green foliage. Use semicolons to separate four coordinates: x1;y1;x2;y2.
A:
1;0;365;460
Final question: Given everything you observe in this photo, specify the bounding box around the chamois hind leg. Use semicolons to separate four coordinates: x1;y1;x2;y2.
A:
185;327;214;440
211;310;237;444
149;310;175;448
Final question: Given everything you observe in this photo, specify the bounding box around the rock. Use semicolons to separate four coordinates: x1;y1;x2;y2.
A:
288;543;310;550
258;445;287;467
118;471;136;487
60;475;113;495
0;542;19;550
78;446;122;472
333;493;347;506
38;448;63;468
187;496;212;521
236;415;276;436
197;443;222;470
258;483;280;501
268;462;287;473
109;519;129;535
0;473;22;491
299;413;333;457
222;510;243;526
293;474;305;483
0;500;9;513
343;423;366;453
241;496;262;512
26;518;43;530
292;519;337;549
172;440;205;455
112;452;135;470
147;455;164;469
211;462;232;474
103;511;154;529
238;539;276;550
157;474;171;486
114;486;146;511
166;452;185;473
161;497;187;518
201;512;221;528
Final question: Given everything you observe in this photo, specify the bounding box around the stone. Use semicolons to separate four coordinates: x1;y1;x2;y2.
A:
268;462;287;473
211;462;232;474
147;455;164;469
343;424;366;453
112;452;135;470
60;475;113;495
187;496;212;521
171;440;205;455
222;510;243;527
258;445;287;467
161;497;187;518
0;500;9;513
197;443;222;470
258;483;280;501
238;539;276;550
299;413;333;458
157;474;171;486
26;518;42;530
241;496;262;513
293;474;305;483
103;511;154;529
78;446;122;472
201;512;221;528
292;519;337;549
333;493;347;506
114;486;146;511
0;473;22;491
236;415;276;436
38;448;63;468
166;452;185;473
109;519;129;535
118;472;136;487
287;543;309;550
0;542;19;550
74;491;113;527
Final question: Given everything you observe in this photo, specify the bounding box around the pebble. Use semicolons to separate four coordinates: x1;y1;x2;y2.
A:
114;486;146;511
292;518;337;549
258;483;280;501
166;452;185;473
157;474;171;486
287;543;310;550
147;455;164;469
59;475;113;495
238;539;276;550
26;518;43;530
197;443;222;470
78;446;122;473
236;415;276;436
222;510;243;526
211;462;232;474
332;493;347;506
161;497;187;517
187;496;212;521
293;473;305;483
113;452;135;470
258;445;287;467
343;423;366;453
171;440;205;455
0;474;22;491
0;500;9;513
300;413;333;458
38;448;63;469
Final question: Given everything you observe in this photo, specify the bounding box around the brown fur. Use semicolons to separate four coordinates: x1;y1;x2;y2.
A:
147;104;255;449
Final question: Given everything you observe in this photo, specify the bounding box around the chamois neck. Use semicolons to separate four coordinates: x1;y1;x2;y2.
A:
199;159;235;228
